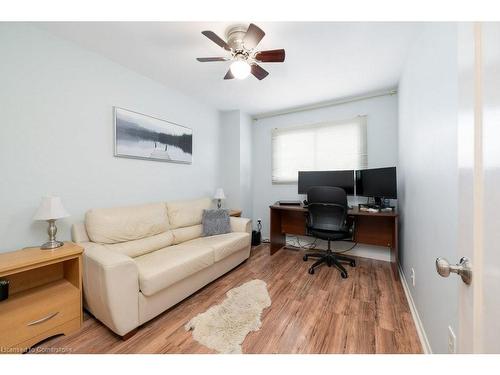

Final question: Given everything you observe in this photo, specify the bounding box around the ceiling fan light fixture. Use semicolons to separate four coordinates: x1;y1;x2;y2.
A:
230;60;251;80
197;23;283;81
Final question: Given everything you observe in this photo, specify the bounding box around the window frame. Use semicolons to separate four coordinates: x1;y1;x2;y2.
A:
271;115;368;184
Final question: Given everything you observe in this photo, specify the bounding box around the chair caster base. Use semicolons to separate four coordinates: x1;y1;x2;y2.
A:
304;250;355;278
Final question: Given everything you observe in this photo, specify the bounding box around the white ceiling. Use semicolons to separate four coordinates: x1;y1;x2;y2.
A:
38;22;421;115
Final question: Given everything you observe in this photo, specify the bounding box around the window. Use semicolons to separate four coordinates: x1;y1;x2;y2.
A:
271;116;367;183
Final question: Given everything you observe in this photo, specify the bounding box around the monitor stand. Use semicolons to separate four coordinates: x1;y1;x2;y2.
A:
374;197;393;208
359;197;391;210
374;197;384;207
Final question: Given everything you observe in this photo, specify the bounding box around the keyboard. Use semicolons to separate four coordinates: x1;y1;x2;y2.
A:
278;200;302;206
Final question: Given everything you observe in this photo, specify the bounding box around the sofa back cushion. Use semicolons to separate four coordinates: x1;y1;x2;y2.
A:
171;224;203;245
166;197;211;229
85;202;169;244
104;230;174;258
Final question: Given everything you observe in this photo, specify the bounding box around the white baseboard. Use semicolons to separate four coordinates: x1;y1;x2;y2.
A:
285;236;391;262
343;244;390;262
398;265;432;354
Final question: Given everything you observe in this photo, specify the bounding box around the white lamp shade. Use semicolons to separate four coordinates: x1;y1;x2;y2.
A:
33;196;70;221
213;188;226;200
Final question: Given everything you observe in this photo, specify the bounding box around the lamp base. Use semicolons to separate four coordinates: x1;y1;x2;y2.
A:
41;240;64;250
40;219;64;250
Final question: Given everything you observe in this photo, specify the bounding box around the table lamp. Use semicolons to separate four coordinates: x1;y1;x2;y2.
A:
33;196;70;250
213;188;226;209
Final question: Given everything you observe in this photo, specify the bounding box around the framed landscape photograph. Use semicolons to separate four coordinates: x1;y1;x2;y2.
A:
114;107;193;164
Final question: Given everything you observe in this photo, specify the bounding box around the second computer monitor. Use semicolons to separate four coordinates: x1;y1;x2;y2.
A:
356;167;397;199
298;170;355;195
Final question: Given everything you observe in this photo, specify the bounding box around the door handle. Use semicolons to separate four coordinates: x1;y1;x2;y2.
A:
435;257;472;285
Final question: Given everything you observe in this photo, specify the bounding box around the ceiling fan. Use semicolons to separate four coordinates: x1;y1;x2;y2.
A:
196;23;285;80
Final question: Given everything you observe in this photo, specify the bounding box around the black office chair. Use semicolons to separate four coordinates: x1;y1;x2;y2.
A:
303;186;356;278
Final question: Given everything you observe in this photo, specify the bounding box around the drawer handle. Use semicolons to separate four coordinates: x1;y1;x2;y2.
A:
27;312;59;326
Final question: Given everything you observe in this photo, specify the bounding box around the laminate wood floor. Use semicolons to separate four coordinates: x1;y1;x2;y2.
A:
35;245;422;354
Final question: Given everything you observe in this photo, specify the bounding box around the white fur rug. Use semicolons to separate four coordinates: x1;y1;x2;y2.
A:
185;279;271;354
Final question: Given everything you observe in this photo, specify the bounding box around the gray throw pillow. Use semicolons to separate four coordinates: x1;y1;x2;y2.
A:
202;209;231;237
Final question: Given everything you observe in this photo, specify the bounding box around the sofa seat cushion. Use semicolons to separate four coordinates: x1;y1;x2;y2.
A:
184;232;250;262
104;230;174;258
135;243;214;296
171;224;203;245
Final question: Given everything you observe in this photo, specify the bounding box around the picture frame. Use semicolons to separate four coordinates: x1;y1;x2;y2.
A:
114;107;193;164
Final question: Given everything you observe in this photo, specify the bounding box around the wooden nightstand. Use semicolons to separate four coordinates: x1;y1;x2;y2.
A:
229;209;242;217
0;242;83;353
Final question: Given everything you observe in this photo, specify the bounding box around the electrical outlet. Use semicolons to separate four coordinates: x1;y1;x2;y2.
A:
410;268;416;287
448;326;457;353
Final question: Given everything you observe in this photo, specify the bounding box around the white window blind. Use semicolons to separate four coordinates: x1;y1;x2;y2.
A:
272;116;367;184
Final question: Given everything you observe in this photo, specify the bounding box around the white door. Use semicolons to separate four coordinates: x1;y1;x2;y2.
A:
454;22;500;354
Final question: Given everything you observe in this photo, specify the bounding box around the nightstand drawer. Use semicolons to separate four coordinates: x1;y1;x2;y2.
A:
0;279;80;349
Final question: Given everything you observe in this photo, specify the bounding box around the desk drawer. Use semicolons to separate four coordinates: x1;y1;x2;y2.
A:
281;210;307;235
0;279;80;349
354;216;394;247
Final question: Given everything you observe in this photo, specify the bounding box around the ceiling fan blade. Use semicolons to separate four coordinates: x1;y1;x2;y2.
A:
201;30;231;51
196;57;228;62
255;49;286;63
224;69;235;80
243;23;265;49
251;64;269;80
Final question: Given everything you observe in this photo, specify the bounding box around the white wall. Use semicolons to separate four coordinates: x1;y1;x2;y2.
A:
251;94;398;259
219;111;241;210
219;110;253;218
0;23;221;252
398;23;458;353
239;113;253;218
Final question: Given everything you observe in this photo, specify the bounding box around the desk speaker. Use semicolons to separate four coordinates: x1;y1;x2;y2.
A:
252;230;261;246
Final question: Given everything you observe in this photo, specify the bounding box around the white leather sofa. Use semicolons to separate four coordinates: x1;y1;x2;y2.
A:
71;197;251;337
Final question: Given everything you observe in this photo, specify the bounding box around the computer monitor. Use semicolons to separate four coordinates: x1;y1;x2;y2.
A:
356;167;397;200
298;170;355;195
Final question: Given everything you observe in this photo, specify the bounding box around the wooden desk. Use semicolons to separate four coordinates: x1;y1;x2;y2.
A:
269;203;399;279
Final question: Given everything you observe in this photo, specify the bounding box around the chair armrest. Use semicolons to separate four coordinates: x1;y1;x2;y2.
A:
80;242;139;336
230;217;252;234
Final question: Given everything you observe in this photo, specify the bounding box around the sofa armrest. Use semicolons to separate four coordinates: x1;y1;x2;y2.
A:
80;242;139;336
230;217;252;234
71;222;90;243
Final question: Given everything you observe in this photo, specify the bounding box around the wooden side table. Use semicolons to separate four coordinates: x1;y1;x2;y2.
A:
229;209;242;217
0;242;83;353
